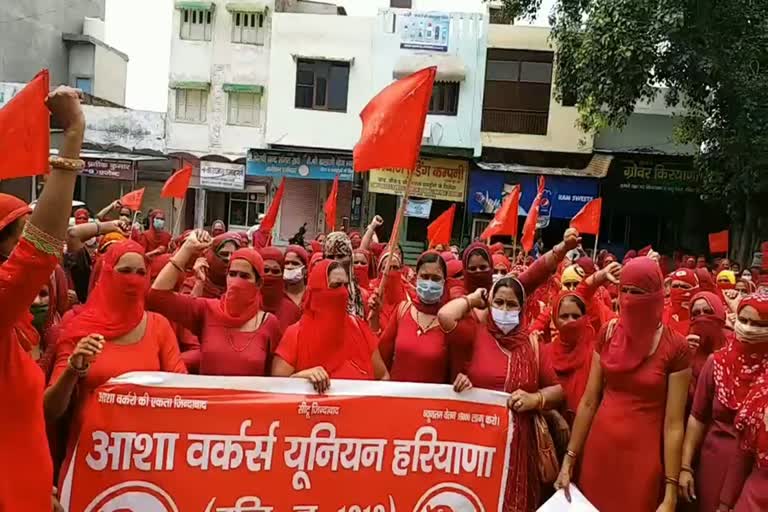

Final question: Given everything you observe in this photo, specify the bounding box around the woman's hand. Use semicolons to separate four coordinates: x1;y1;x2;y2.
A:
181;230;212;258
453;373;473;393
368;215;384;230
686;334;701;352
597;262;622;285
656;497;677;512
508;389;540;413
193;257;209;281
296;366;330;394
46;86;85;132
467;288;488;309
678;470;696;502
554;457;575;501
563;228;581;251
70;334;104;371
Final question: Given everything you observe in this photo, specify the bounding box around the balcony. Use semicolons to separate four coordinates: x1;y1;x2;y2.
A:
482;108;548;135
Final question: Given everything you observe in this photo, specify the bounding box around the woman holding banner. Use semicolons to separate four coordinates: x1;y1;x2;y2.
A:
272;259;389;391
555;256;690;512
437;228;580;512
148;231;282;376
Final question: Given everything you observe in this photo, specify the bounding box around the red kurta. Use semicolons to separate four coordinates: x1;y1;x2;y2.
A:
147;289;282;376
720;448;768;512
578;326;690;512
0;238;59;512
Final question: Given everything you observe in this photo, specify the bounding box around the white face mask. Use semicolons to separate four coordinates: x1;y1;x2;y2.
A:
283;266;305;284
491;307;519;334
735;319;768;344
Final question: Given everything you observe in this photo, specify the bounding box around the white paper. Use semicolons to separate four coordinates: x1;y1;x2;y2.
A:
537;485;599;512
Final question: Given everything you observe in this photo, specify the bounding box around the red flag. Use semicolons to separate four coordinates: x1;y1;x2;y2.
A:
0;70;50;178
161;164;192;199
119;188;145;211
353;67;436;173
521;177;545;254
480;185;521;241
259;177;285;234
569;197;602;235
427;204;456;248
708;230;729;254
324;174;340;232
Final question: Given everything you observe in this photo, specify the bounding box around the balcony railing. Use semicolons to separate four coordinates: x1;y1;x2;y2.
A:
482;109;549;135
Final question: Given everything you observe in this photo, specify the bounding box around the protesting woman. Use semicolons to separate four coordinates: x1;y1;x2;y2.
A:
44;241;187;481
456;242;493;298
678;294;762;511
352;248;372;290
210;219;226;237
378;251;450;383
368;250;408;333
492;252;512;280
139;209;171;257
437;228;580;512
555;257;691;512
0;86;87;511
148;231;282;376
686;291;729;402
324;232;365;318
284;245;308;307
272;260;389;391
184;232;242;298
664;268;700;337
259;246;301;332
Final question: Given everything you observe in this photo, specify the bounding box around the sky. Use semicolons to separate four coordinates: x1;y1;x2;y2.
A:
104;0;555;113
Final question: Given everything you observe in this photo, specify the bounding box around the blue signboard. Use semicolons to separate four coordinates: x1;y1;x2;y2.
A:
246;150;353;181
468;171;598;220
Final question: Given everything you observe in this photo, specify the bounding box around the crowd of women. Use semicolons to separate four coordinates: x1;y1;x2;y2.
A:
2;87;768;512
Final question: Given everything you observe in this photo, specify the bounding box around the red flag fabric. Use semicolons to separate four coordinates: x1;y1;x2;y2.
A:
427;204;456;248
324;174;340;232
259;177;285;234
480;186;521;241
521;177;545;254
353;67;436;173
119;188;145;211
0;69;50;178
708;230;729;254
569;197;602;235
161;164;192;199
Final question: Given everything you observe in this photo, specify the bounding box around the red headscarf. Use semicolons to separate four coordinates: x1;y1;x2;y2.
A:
550;291;595;413
489;242;505;255
622;250;637;264
285;245;309;267
409;251;448;315
602;257;665;372
142;210;172;252
688;291;728;389
695;267;716;292
370;251;407;321
60;241;149;344
714;294;768;411
308;252;324;273
463;242;493;294
201;233;242;298
736;367;768;468
664;268;700;335
74;208;89;225
207;248;264;327
349;231;362;249
353;248;371;290
310;240;323;254
575;256;597;277
0;193;31;233
492;253;512;273
259;246;285;313
696;256;708;269
297;260;373;374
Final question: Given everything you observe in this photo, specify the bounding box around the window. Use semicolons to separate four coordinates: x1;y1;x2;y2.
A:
428;82;459;116
175;89;208;123
180;8;213;41
75;77;92;95
231;11;265;45
228;91;261;126
229;192;266;227
489;7;512;24
295;59;350;112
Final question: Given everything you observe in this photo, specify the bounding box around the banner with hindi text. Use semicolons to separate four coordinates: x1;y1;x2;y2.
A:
60;373;512;512
368;157;468;202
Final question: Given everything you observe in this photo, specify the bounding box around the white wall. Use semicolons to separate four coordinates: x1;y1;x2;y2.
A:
82;104;166;152
265;13;374;150
94;44;127;105
167;0;271;158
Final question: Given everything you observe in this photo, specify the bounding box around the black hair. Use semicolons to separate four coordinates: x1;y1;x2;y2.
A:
493;276;525;306
560;294;587;315
416;252;447;278
0;218;24;247
465;247;491;264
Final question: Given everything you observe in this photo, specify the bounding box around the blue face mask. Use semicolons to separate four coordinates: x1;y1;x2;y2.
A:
416;279;444;304
491;308;520;334
153;218;165;231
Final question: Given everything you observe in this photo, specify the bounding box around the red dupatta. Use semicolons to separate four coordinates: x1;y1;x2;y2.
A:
201;233;242;298
259;246;285;313
206;248;264;328
409;251;449;316
463;242;493;294
736;366;768;468
142;210;172;252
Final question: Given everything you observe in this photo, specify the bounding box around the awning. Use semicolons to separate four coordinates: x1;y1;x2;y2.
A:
169;81;211;91
225;1;267;12
477;154;614;178
291;53;355;64
223;83;264;94
175;1;214;10
393;55;466;82
50;149;168;162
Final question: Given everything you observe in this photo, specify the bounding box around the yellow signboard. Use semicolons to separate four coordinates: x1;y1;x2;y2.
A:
368;157;468;202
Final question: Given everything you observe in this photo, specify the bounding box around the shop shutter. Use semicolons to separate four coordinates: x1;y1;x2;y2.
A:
335;181;352;230
279;179;320;241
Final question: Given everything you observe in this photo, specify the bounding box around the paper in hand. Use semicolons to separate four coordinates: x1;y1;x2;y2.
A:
536;485;599;512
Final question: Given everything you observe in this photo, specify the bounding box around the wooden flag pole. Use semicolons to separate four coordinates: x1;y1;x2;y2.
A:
376;170;415;297
173;197;186;236
592;231;600;262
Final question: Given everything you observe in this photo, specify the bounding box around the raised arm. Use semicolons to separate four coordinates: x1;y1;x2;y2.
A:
518;228;581;295
360;215;383;252
438;288;486;332
95;200;121;221
66;220;128;253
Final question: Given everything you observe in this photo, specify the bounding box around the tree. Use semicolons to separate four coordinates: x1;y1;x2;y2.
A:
499;0;768;264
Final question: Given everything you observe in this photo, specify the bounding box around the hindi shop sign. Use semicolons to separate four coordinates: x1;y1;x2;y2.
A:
247;150;354;182
399;12;451;53
60;373;512;512
81;158;136;181
369;158;468;202
200;161;246;191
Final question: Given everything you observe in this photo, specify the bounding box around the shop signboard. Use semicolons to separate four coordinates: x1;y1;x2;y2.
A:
247;150;353;182
82;158;135;181
200;161;246;191
610;157;699;193
368;158;468;202
398;12;451;52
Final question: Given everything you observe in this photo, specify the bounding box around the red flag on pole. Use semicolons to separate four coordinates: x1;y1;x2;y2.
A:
480;185;521;240
324;174;340;232
521;177;545;254
569;197;602;235
259;177;285;234
161;164;192;199
119;188;145;211
708;230;729;254
0;69;50;178
427;204;456;248
353;67;436;173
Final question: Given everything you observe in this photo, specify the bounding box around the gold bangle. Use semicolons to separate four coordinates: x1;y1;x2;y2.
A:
48;156;85;171
462;295;473;310
537;391;546;410
680;466;694;475
22;222;64;258
566;450;577;460
665;476;678;486
169;258;184;273
67;355;89;377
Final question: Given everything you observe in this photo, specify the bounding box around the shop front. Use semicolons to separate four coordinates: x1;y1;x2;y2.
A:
246;149;354;244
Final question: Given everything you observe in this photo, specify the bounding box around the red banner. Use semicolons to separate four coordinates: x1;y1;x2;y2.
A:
61;373;512;512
